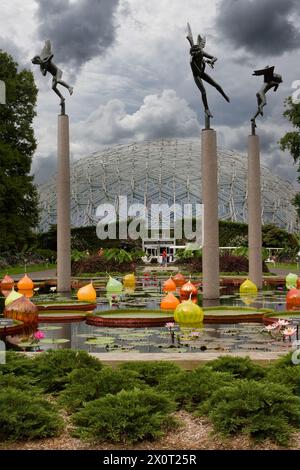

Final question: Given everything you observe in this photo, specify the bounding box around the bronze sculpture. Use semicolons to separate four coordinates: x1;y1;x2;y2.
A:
186;23;230;128
251;65;282;134
32;40;73;114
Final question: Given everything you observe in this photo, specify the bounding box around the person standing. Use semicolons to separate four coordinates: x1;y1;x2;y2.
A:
162;249;168;268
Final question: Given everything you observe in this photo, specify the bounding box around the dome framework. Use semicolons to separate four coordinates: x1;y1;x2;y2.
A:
38;139;298;233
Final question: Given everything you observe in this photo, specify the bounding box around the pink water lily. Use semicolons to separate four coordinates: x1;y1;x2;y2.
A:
165;322;175;329
34;330;45;340
276;319;290;327
265;324;278;331
282;327;296;337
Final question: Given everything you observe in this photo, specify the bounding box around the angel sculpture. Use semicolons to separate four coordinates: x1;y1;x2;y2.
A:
251;65;282;131
32;40;73;114
186;23;230;126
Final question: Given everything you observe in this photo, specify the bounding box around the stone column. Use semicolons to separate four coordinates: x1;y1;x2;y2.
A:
57;114;71;292
248;134;263;289
201;129;220;299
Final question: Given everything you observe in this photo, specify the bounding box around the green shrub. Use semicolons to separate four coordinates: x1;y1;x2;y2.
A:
266;366;300;394
0;373;40;392
34;248;57;261
200;380;300;446
207;356;266;380
0;351;36;377
32;350;103;393
59;367;146;412
118;361;182;386
0;387;63;441
270;352;296;368
72;388;177;443
266;353;300;393
158;366;232;411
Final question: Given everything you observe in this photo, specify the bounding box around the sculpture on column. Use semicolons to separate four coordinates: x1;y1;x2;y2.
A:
251;65;282;134
32;40;73;114
186;23;230;129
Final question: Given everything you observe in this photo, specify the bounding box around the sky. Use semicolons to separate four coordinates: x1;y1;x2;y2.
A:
1;0;300;189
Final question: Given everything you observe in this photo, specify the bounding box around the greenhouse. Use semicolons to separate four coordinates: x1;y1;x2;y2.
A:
38;139;298;233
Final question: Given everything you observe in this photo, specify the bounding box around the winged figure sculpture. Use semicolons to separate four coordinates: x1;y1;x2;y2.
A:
32;40;73;113
187;22;230;124
251;65;282;127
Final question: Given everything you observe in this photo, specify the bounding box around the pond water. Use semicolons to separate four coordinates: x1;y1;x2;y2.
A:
2;283;297;354
33;321;293;354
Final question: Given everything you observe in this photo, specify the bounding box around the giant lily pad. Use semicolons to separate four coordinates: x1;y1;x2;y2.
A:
38;326;63;331
39;338;70;344
84;337;115;345
17;341;39;348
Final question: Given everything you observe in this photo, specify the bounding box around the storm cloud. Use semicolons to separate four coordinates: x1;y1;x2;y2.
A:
0;37;28;68
35;0;120;68
73;89;201;149
216;0;300;56
31;154;57;184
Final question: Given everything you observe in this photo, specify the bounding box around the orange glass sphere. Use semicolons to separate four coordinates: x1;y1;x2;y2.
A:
160;293;180;310
77;282;97;301
180;280;198;301
163;277;177;292
173;273;186;287
286;288;300;308
17;274;34;290
18;289;34;299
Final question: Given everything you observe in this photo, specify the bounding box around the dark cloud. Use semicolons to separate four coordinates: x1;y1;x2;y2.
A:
35;0;120;69
72;90;200;150
32;154;56;184
0;37;29;68
227;127;277;153
263;149;299;186
216;0;300;56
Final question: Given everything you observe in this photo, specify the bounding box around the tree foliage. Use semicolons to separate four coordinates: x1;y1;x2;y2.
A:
280;96;300;219
0;50;38;251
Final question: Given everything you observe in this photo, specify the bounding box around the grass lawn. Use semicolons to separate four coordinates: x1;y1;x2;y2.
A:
0;263;56;277
273;263;299;271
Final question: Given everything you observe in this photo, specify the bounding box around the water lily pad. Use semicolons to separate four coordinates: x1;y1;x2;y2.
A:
38;326;63;331
84;337;115;345
17;342;38;348
39;338;70;344
76;333;103;338
118;333;153;340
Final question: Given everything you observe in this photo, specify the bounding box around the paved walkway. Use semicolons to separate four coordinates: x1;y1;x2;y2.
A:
11;269;57;281
268;267;299;277
24;350;287;367
140;266;179;273
10;265;297;281
88;351;286;368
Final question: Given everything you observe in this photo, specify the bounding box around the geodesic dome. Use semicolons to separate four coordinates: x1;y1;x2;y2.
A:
37;139;298;233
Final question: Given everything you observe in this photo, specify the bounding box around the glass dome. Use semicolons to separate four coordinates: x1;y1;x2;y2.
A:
37;139;298;233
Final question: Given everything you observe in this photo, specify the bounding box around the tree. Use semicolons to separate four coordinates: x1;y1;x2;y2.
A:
279;96;300;218
0;50;38;251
